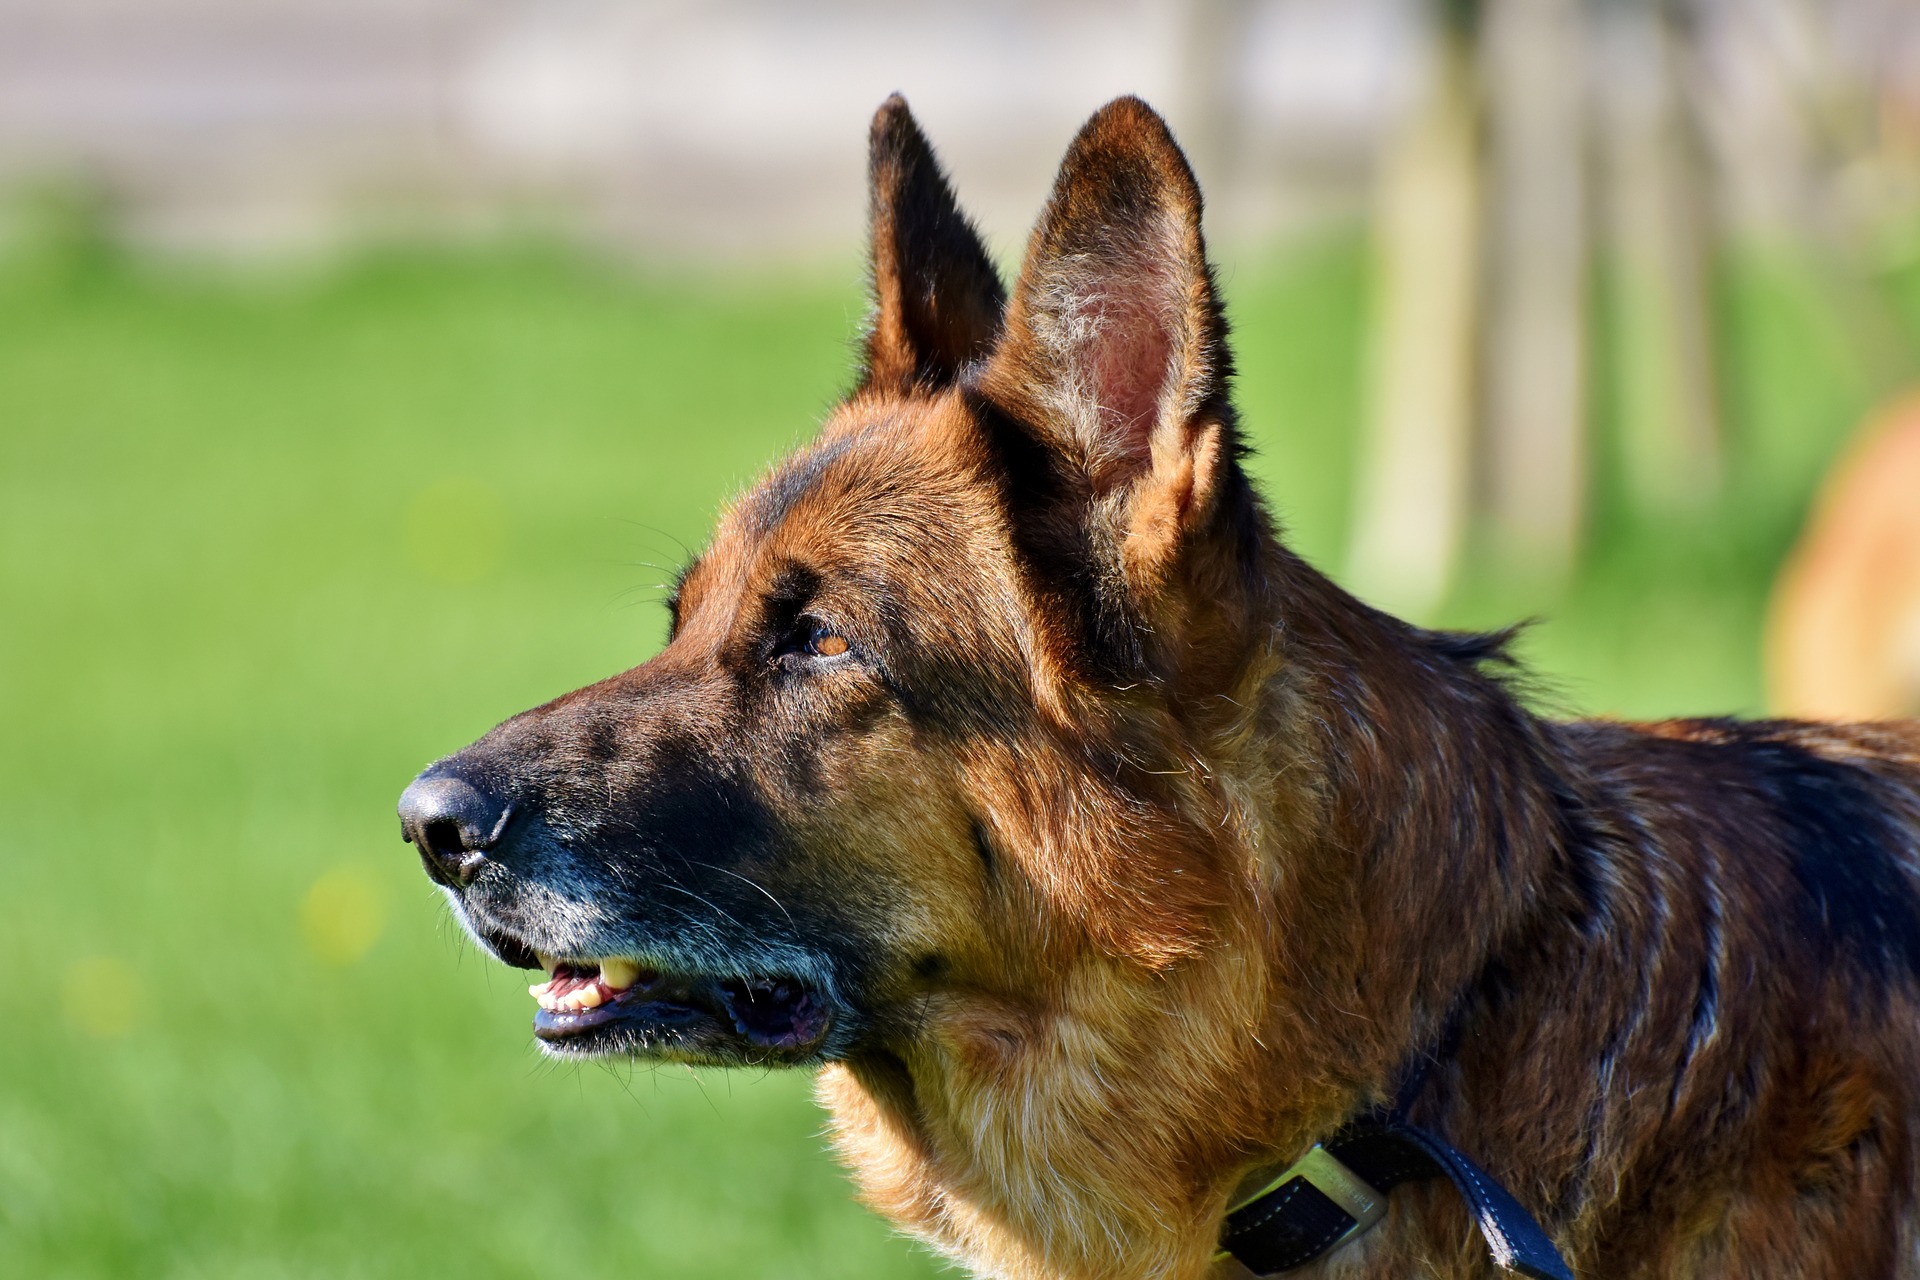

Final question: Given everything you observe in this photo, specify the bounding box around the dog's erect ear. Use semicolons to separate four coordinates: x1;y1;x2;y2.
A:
858;96;1005;395
982;98;1237;589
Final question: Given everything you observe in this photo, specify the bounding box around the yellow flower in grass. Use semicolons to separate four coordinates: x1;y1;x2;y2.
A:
301;865;389;966
65;956;143;1039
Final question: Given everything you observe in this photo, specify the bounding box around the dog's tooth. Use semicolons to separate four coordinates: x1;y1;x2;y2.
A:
576;984;606;1010
537;952;558;974
600;958;639;990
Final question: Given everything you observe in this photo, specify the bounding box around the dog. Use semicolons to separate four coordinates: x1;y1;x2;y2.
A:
1769;392;1920;722
398;96;1920;1279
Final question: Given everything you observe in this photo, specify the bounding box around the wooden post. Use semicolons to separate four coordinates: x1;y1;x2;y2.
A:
1348;11;1484;619
1481;0;1590;577
1597;0;1722;514
1177;0;1252;213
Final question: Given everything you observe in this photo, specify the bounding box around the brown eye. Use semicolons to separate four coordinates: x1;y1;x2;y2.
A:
807;628;850;658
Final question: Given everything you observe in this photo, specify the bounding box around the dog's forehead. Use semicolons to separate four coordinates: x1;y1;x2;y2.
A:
685;399;997;614
763;399;974;510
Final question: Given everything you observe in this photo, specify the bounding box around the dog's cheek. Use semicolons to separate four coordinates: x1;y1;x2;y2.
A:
838;810;1005;988
959;740;1225;969
755;724;1001;975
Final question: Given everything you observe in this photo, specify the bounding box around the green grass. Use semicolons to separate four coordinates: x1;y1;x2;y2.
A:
0;231;1907;1277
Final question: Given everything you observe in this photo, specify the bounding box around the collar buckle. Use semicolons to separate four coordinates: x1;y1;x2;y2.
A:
1275;1146;1388;1238
1215;1145;1387;1269
1215;1121;1574;1280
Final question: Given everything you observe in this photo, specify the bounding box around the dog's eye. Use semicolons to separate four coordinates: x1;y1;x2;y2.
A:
771;615;852;666
805;624;850;659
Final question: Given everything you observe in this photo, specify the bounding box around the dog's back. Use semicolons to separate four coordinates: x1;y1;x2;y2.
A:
1431;716;1920;1277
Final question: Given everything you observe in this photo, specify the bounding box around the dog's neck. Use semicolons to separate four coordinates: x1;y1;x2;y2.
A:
820;555;1577;1280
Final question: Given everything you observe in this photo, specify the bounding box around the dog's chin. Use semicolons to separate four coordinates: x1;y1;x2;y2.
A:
532;968;835;1067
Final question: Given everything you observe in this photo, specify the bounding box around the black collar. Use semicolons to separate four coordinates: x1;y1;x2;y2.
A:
1214;1113;1573;1279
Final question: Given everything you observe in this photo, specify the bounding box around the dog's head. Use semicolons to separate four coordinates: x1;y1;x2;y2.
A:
398;96;1279;1071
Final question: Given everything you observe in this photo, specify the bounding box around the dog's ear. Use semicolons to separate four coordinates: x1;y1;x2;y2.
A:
981;97;1239;596
858;95;1005;396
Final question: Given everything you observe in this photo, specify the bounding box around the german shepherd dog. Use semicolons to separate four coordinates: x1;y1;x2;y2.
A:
398;96;1920;1279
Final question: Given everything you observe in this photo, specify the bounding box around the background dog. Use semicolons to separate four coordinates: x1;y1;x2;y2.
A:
399;96;1920;1280
1769;394;1920;723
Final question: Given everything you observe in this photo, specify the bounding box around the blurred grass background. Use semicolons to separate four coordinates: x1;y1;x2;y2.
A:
0;219;1911;1277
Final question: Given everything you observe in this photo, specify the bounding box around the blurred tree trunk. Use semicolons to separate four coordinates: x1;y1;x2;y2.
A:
1765;0;1914;395
1348;9;1483;619
1481;0;1590;578
1598;0;1723;513
1178;0;1252;209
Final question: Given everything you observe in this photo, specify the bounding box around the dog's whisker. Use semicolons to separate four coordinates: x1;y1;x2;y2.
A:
686;860;797;930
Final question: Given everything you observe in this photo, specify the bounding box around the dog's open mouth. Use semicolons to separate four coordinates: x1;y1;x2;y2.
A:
528;956;831;1060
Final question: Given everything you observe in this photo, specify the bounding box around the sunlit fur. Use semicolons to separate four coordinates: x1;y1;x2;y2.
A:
415;96;1920;1280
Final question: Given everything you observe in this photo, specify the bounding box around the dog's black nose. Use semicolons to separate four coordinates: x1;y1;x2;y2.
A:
397;770;511;889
